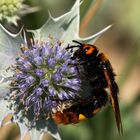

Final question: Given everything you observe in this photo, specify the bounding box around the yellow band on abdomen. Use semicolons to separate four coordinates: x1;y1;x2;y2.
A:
78;114;87;121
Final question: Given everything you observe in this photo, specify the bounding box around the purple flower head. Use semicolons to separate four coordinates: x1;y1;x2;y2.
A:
60;64;68;73
10;38;81;122
69;67;77;74
34;100;42;115
46;57;56;68
31;47;39;57
33;56;43;65
18;83;28;91
58;92;64;100
55;45;62;58
22;61;32;70
43;97;57;111
58;91;69;100
64;79;81;91
26;76;35;85
23;50;32;57
52;72;62;82
16;57;25;64
49;88;57;97
35;87;43;96
41;79;49;87
15;73;25;79
35;69;44;77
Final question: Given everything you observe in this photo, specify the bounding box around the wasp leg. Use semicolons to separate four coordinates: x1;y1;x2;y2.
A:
98;53;123;135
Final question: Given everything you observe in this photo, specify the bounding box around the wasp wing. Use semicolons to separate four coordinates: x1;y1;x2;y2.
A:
103;62;123;135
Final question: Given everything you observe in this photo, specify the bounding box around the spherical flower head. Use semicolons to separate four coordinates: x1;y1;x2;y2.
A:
0;0;22;21
0;0;38;25
9;39;81;123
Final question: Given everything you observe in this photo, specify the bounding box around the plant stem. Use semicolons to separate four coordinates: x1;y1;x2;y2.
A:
80;0;103;35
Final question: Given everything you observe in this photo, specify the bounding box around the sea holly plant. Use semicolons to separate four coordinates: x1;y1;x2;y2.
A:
0;0;111;140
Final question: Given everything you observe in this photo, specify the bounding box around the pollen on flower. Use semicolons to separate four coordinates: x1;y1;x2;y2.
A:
9;38;81;122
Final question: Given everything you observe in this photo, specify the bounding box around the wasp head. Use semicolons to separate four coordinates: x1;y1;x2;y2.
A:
66;40;98;60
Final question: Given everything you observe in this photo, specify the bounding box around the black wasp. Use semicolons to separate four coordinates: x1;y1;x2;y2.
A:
52;40;123;135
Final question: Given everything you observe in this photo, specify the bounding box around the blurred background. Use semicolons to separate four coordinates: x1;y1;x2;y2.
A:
0;0;140;140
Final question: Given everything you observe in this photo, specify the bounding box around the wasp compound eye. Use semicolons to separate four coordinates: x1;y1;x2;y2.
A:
83;46;94;55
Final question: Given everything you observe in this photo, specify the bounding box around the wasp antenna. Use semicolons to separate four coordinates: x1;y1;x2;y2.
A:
72;40;83;46
66;45;80;50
